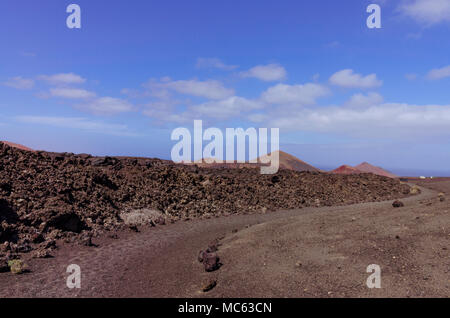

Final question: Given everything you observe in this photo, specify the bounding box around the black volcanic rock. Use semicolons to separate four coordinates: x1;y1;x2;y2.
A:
0;141;410;255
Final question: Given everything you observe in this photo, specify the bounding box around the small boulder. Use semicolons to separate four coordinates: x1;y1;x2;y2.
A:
204;253;221;272
202;279;217;292
410;186;421;195
120;209;164;227
393;200;405;208
8;259;27;274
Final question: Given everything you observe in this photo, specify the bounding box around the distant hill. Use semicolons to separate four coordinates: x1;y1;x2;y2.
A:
258;151;320;172
182;151;320;172
355;162;398;179
331;165;362;175
331;162;398;178
1;141;34;152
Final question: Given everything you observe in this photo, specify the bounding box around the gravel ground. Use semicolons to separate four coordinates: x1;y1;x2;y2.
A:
0;180;448;298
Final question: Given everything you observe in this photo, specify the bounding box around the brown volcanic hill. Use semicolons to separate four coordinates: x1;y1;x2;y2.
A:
355;162;398;179
331;165;362;175
182;151;320;172
1;141;33;152
258;151;320;172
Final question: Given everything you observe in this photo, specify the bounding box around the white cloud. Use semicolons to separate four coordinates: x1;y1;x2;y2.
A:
142;81;329;123
50;88;96;99
15;116;137;136
38;73;86;85
142;100;188;124
344;92;384;108
329;69;383;88
3;76;35;90
260;103;450;140
140;80;172;99
143;96;262;122
144;79;234;100
261;83;329;105
167;79;234;99
400;0;450;25
76;97;134;115
196;58;238;70
241;64;287;82
189;96;263;120
247;113;267;123
427;65;450;80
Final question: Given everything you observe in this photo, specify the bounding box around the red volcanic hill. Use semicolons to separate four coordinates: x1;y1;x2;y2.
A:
258;151;320;172
331;163;398;178
331;165;362;175
0;141;34;152
355;162;398;179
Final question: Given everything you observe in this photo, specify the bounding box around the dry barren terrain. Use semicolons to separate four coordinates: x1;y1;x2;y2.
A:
1;179;448;298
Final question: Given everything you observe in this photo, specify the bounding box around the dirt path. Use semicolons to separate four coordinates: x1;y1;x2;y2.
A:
1;182;448;298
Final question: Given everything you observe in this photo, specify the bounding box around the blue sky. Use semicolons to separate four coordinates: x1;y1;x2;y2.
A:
1;0;450;175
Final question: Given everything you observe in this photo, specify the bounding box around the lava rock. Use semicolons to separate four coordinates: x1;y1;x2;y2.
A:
33;249;52;259
0;141;412;257
204;253;221;272
129;225;139;232
80;233;94;247
207;242;219;253
202;279;217;292
198;250;207;263
47;212;84;233
0;257;9;273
